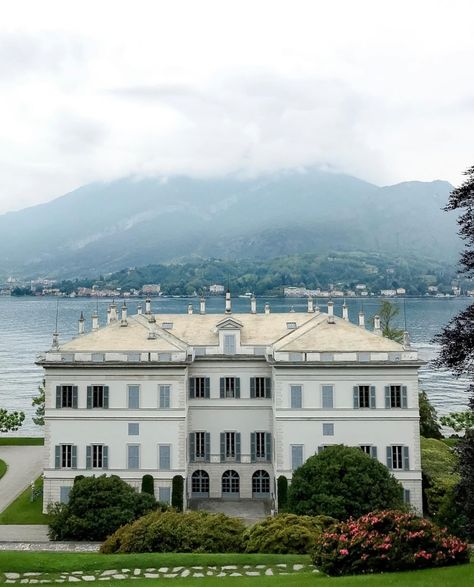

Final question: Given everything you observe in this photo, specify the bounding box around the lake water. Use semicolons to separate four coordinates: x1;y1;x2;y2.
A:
0;295;471;436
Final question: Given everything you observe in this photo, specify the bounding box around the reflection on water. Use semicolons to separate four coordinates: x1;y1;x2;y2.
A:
0;296;471;435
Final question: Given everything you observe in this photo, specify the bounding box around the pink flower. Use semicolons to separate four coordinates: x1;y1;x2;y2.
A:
340;549;349;556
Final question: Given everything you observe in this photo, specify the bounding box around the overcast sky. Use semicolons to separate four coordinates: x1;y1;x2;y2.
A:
0;0;473;214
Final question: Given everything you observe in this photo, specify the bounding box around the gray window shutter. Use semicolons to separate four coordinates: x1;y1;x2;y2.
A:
265;432;272;462
385;386;391;408
205;378;210;398
220;378;225;399
353;386;359;409
370;386;376;409
250;378;256;399
404;488;411;504
401;386;408;408
205;432;210;462
86;446;92;469
371;446;378;459
220;432;225;462
189;378;195;399
55;445;61;468
386;446;393;469
56;386;62;408
160;446;170;470
71;445;77;469
235;378;240;398
189;433;195;463
236;433;241;463
403;446;410;470
87;386;92;409
103;446;109;469
250;432;256;462
265;378;272;398
72;386;78;409
103;386;109;409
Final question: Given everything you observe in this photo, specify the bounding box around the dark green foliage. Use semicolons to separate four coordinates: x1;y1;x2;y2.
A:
374;300;404;342
141;475;154;497
32;380;45;427
101;510;246;554
171;476;184;511
419;391;442;439
287;445;404;520
452;429;474;539
48;475;157;541
73;475;85;484
311;510;470;576
0;408;25;433
277;476;288;511
244;514;335;554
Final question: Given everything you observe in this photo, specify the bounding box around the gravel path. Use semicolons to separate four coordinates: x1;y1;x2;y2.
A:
0;446;43;512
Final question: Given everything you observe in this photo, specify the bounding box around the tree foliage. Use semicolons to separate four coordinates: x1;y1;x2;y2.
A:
287;445;404;520
419;391;442;439
373;300;404;342
32;380;45;427
0;408;25;433
440;410;474;433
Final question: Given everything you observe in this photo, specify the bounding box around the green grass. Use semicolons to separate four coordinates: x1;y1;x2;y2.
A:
0;458;7;480
441;438;460;448
0;477;50;524
0;437;44;446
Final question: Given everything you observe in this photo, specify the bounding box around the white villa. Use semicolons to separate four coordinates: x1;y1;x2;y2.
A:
38;293;423;513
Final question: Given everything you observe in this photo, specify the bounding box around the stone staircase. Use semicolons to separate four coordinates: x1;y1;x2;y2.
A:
188;498;271;526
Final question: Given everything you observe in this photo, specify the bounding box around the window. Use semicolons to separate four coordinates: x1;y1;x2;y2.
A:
222;470;239;495
321;385;334;408
320;353;334;362
87;385;109;408
360;445;378;458
158;353;171;361
159;385;171;408
195;347;207;356
354;385;376;409
220;377;240;398
56;385;78;408
225;432;236;458
286;322;297;329
290;385;302;408
250;377;271;399
189;377;210;399
254;347;266;356
128;385;140;409
291;445;303;471
191;470;210;496
195;432;206;459
385;385;408;408
59;486;71;504
55;444;77;469
358;352;370;362
403;489;411;504
387;445;409;470
252;470;270;496
158;445;171;470
251;432;272;462
323;423;334;436
128;422;139;436
289;352;303;361
86;444;108;469
220;432;241;462
127;444;140;469
223;334;236;355
159;487;171;503
255;432;265;458
161;322;173;330
190;432;210;462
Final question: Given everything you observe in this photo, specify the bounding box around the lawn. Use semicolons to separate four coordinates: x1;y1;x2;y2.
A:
0;476;50;524
0;458;7;480
0;437;44;446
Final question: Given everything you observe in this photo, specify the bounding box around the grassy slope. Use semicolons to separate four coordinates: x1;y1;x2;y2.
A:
0;437;44;446
0;477;50;524
420;437;459;486
0;458;7;480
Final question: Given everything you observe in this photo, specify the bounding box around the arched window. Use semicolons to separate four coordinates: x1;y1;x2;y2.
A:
191;470;209;497
252;470;270;497
222;470;240;497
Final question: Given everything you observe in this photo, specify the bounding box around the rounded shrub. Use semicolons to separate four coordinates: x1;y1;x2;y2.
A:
311;510;470;576
101;510;246;554
141;474;155;496
277;476;288;511
244;513;336;554
288;445;404;520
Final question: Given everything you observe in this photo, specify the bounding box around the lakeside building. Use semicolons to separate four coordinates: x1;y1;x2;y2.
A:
37;294;423;513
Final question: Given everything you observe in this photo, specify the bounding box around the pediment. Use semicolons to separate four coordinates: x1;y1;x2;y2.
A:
215;317;243;330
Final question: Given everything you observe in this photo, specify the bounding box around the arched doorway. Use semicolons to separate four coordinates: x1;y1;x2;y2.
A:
252;470;270;498
222;470;240;498
191;470;209;497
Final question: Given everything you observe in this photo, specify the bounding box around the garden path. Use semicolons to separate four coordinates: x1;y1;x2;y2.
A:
0;446;43;512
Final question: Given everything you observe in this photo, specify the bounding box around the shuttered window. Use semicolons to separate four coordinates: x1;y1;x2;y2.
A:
127;445;140;469
223;334;236;355
387;445;409;470
250;377;272;398
353;385;376;409
128;385;140;409
55;444;77;469
56;385;78;408
291;445;303;471
322;385;334;408
290;385;302;408
87;385;109;408
189;377;210;399
385;385;408;408
159;385;171;408
158;445;171;470
220;377;240;398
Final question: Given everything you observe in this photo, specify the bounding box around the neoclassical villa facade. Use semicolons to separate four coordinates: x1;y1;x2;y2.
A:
38;293;423;513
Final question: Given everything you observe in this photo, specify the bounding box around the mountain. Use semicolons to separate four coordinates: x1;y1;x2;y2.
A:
0;169;458;279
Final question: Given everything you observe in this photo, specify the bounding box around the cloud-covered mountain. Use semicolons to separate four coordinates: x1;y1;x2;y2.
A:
0;169;457;279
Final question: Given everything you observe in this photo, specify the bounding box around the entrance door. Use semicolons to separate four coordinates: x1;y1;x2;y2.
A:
252;470;270;498
222;470;240;498
191;470;209;498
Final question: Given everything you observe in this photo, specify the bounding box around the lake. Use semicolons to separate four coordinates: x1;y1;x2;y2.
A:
0;295;471;435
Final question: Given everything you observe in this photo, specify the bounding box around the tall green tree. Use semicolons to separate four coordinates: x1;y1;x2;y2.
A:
373;300;404;342
32;380;45;427
419;391;442;439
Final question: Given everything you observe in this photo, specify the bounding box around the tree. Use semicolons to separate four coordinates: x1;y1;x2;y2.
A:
434;164;474;538
141;474;155;496
171;475;184;511
440;410;474;433
0;408;25;433
287;445;404;520
373;300;404;342
32;380;45;427
419;391;442;439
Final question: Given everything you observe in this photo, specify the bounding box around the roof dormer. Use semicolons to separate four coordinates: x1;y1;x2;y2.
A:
215;316;243;355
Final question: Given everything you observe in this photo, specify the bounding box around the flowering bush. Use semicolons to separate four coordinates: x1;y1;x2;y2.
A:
311;510;469;576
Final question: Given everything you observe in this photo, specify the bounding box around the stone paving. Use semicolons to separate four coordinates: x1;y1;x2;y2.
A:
1;563;317;582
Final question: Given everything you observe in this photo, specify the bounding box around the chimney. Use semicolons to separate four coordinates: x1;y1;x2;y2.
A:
109;301;118;323
250;294;257;314
78;311;85;335
121;302;128;327
374;315;382;336
307;297;314;313
92;310;99;331
264;302;271;315
188;303;193;315
106;307;111;325
315;304;320;315
199;297;206;314
137;303;143;315
145;298;151;315
290;305;295;313
225;289;232;314
403;330;411;349
358;311;365;328
147;326;157;340
342;303;349;321
327;300;334;317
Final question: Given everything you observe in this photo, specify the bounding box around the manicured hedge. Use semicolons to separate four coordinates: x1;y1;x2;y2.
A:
277;476;288;511
172;476;184;511
141;475;155;496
